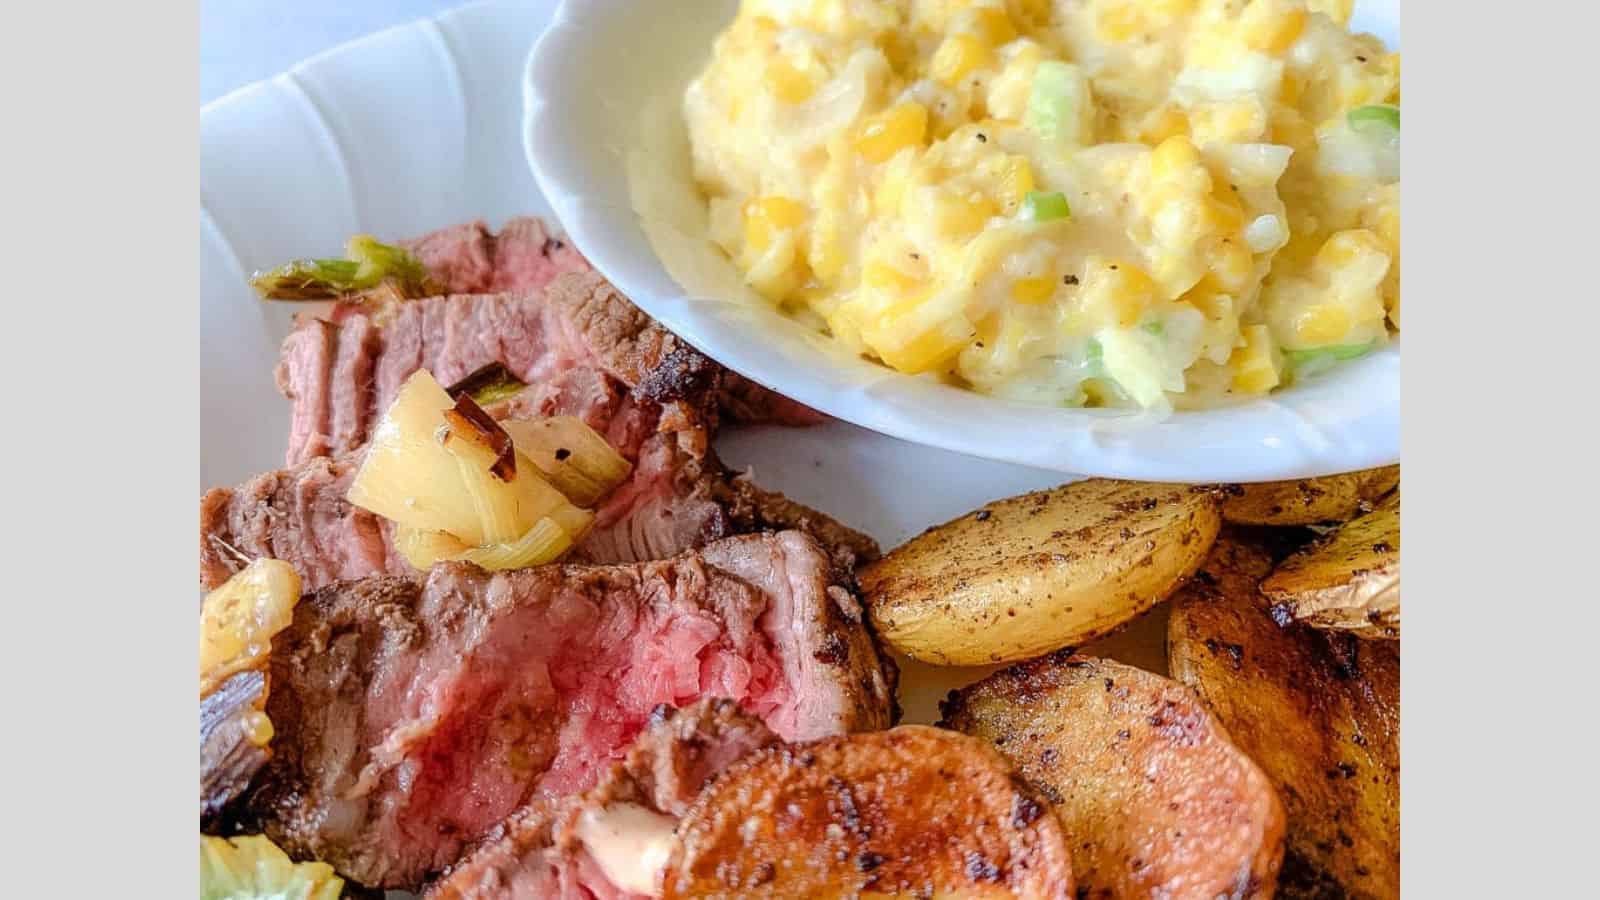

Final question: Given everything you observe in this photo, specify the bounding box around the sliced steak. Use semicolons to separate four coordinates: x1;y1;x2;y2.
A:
429;699;778;900
279;220;817;466
400;218;589;296
242;533;895;890
199;426;878;593
279;277;714;467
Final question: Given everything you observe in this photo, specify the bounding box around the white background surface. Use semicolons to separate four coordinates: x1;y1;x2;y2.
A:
202;0;465;103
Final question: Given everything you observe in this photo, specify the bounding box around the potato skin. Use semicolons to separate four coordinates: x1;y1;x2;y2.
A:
1169;536;1399;900
1220;466;1399;527
941;652;1285;900
663;726;1074;899
860;480;1221;666
1262;491;1400;639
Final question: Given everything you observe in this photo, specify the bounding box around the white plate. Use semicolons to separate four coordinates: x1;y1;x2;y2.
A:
200;0;1103;746
524;0;1401;481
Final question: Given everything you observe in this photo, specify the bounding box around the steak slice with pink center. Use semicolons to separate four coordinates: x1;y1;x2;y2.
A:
427;699;778;900
239;532;895;891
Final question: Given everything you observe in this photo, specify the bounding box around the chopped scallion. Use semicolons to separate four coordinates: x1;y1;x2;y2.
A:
1347;104;1399;134
1022;190;1071;222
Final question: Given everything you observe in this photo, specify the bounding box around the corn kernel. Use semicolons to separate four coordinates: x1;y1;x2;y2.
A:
1183;276;1230;319
1012;0;1052;25
1140;106;1189;144
856;103;929;163
743;196;808;253
932;190;998;237
1241;2;1307;54
764;58;816;104
1201;195;1247;234
1150;135;1202;180
956;6;1017;46
931;34;994;86
1149;0;1198;14
1084;261;1158;328
1315;229;1386;270
864;260;923;295
1270;108;1316;148
1211;240;1254;292
1190;99;1267;144
1230;324;1281;393
874;318;974;374
1011;276;1056;304
1096;4;1146;42
998;156;1036;208
1294;304;1352;345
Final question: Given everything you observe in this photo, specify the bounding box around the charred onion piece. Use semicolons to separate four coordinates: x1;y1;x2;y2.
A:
250;234;437;301
442;393;518;481
445;361;528;408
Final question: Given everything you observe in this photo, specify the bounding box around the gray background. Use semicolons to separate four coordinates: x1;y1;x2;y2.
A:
201;0;465;103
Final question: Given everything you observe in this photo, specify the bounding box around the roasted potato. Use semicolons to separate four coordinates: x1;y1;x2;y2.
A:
1261;491;1399;639
860;480;1221;666
1169;536;1399;900
1219;466;1399;527
941;652;1285;899
663;726;1074;899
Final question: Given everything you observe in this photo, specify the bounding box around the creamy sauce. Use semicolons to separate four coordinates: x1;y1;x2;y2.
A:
575;802;678;897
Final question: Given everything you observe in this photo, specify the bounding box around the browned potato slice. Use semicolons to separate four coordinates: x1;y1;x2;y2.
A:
860;480;1221;666
662;726;1074;899
1261;491;1400;639
1169;536;1399;899
1220;466;1399;526
940;652;1285;899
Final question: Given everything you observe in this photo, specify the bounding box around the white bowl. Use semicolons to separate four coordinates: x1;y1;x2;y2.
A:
524;0;1400;481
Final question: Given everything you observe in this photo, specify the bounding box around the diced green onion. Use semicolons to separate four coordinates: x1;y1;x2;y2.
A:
1285;341;1377;380
1141;320;1165;336
1348;104;1399;134
1025;61;1091;145
1022;191;1071;222
251;235;435;300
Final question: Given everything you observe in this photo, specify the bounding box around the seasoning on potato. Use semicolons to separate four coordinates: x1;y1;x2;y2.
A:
1220;465;1399;526
941;652;1285;899
1169;535;1400;899
860;479;1221;666
663;726;1074;899
1261;489;1400;638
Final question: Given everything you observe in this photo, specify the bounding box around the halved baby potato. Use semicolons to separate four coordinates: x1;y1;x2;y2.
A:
859;480;1221;666
1220;465;1399;527
1261;490;1400;639
940;653;1285;899
1169;535;1400;899
662;726;1074;899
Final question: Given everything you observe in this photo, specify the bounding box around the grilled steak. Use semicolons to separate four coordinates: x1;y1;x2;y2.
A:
278;222;816;466
199;413;877;593
429;699;778;900
400;218;589;297
240;532;895;890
